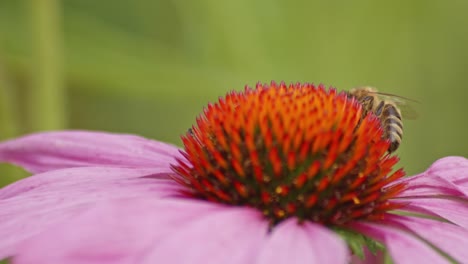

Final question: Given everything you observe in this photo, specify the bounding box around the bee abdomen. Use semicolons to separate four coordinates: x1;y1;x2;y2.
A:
382;104;403;152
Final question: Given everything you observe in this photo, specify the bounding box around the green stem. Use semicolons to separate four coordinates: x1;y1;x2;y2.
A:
0;64;19;139
0;61;27;186
27;0;66;131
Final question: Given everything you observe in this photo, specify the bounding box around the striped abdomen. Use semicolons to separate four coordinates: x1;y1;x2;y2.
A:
378;102;403;153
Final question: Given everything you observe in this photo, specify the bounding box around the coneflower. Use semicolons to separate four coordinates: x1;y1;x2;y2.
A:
1;82;467;264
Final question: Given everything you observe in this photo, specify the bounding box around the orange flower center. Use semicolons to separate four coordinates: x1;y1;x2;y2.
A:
172;82;406;226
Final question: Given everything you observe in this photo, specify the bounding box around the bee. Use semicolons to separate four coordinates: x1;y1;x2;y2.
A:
347;86;418;153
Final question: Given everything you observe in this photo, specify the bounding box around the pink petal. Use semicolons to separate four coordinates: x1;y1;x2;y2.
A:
142;207;268;264
428;156;468;175
13;199;258;264
386;215;468;263
0;166;181;259
402;197;468;229
0;130;183;173
427;156;468;187
0;164;178;200
395;156;468;197
397;174;466;197
351;222;449;264
256;219;349;264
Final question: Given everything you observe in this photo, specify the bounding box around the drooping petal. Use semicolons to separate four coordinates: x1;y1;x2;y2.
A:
401;197;468;229
428;156;468;176
13;199;261;264
392;157;468;197
385;215;468;263
351;222;450;264
0;167;181;260
142;207;268;264
0;165;178;199
256;218;349;264
397;174;466;197
0;131;183;173
427;156;468;189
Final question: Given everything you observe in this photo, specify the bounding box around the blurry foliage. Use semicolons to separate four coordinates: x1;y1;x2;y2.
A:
0;0;467;188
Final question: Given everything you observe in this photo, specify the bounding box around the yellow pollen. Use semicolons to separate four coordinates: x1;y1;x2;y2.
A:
277;210;286;218
352;197;361;204
275;186;283;194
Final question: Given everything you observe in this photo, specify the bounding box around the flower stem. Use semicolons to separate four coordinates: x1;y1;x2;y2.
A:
27;0;66;131
0;63;19;139
0;61;27;185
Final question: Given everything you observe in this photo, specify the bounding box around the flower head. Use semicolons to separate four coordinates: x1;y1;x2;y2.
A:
173;82;405;226
1;81;468;264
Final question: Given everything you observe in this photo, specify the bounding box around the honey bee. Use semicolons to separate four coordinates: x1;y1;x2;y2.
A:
347;86;418;153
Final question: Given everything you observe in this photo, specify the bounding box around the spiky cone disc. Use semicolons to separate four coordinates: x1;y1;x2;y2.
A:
172;81;406;226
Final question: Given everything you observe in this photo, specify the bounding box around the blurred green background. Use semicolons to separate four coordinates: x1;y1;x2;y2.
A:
0;0;467;187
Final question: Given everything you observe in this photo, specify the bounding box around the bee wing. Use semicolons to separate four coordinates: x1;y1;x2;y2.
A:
395;103;419;120
372;92;420;120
